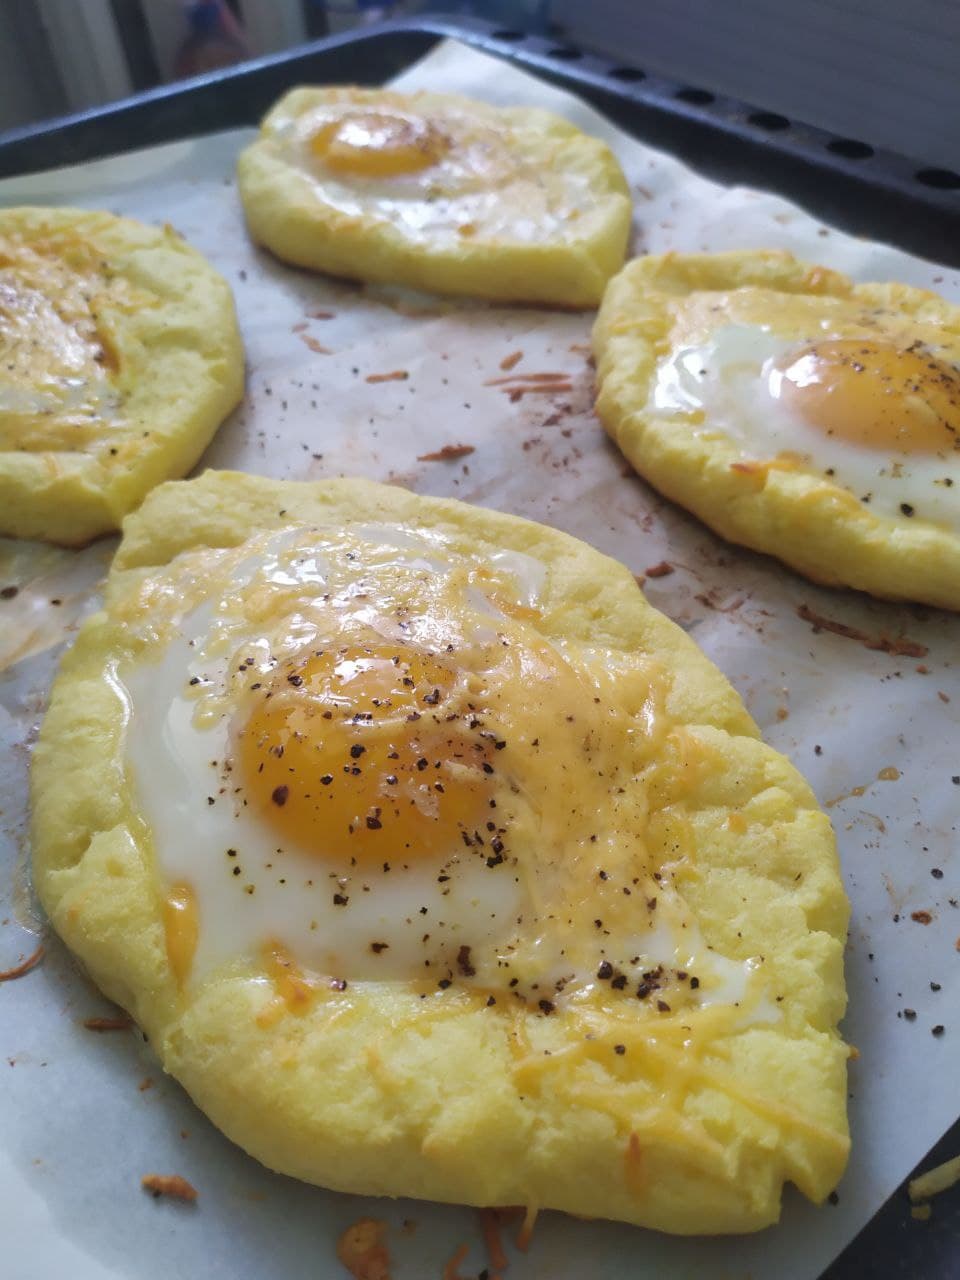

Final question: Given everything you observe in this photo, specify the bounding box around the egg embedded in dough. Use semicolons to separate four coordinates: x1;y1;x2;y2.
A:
31;472;849;1234
0;207;244;545
593;250;960;608
236;87;631;307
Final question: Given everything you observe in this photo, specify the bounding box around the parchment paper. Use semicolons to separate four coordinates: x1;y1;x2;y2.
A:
1;39;958;1280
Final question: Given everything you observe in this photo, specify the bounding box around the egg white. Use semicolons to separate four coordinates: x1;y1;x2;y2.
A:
119;520;761;1017
651;323;960;530
278;102;599;247
120;525;533;985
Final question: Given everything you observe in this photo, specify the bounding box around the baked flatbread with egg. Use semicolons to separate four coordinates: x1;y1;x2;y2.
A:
32;471;849;1233
593;250;960;608
0;206;243;545
237;87;631;307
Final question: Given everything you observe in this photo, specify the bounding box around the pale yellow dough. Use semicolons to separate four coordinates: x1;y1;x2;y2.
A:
593;250;960;609
31;471;849;1234
0;207;244;545
237;87;631;307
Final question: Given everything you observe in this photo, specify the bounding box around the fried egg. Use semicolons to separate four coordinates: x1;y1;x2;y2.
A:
122;520;755;1006
0;206;244;545
594;250;960;608
236;87;631;306
32;472;849;1234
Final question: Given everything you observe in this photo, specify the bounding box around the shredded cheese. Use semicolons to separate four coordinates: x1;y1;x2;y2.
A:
0;942;45;982
517;1204;538;1251
479;1209;509;1272
336;1218;390;1280
441;1243;469;1280
140;1173;198;1203
909;1154;960;1203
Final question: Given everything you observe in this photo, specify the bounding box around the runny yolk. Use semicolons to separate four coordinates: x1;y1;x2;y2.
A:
236;643;494;867
770;338;960;453
309;110;447;177
163;883;198;987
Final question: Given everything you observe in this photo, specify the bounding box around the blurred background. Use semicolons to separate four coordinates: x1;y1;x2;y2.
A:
1;0;957;169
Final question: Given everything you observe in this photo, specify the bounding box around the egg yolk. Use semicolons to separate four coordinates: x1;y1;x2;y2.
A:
236;643;494;866
163;882;198;987
309;111;447;177
771;338;960;453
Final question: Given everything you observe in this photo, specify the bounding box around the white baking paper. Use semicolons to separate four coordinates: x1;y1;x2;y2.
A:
1;39;958;1280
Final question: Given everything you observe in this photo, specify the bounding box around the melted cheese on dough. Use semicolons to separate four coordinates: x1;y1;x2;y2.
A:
0;233;138;450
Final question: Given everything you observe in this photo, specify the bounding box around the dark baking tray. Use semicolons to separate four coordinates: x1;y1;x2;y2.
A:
0;14;957;1279
1;13;958;267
